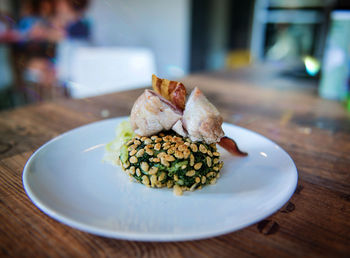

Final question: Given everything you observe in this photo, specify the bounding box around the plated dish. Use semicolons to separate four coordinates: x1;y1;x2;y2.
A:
22;117;297;241
105;75;248;195
22;75;297;240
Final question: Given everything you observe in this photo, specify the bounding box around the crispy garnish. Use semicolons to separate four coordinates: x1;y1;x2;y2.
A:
152;74;187;110
218;136;248;156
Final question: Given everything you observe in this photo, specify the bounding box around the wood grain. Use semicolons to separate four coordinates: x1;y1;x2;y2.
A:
0;68;349;257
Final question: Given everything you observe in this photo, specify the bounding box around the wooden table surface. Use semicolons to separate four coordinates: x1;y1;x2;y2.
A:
1;68;349;257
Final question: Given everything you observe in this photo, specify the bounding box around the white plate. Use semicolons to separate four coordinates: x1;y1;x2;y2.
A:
23;117;297;241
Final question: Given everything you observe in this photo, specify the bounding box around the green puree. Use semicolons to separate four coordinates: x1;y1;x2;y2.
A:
119;131;223;192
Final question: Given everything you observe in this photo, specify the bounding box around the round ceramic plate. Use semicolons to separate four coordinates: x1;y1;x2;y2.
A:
23;117;297;241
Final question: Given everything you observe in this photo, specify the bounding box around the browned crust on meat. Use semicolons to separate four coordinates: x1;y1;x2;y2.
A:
199;116;224;143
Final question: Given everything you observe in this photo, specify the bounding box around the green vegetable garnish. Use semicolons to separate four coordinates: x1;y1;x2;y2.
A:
104;120;135;165
118;131;223;194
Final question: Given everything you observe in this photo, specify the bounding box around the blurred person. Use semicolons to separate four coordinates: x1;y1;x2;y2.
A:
24;57;67;103
0;10;20;42
17;0;66;42
12;0;64;103
17;0;42;37
54;0;91;87
8;0;91;105
17;0;52;41
29;0;64;42
53;0;91;40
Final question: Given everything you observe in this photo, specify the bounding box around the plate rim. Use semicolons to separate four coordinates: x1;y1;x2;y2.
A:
22;117;298;241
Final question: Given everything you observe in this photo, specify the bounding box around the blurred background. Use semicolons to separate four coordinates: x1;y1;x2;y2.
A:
0;0;350;110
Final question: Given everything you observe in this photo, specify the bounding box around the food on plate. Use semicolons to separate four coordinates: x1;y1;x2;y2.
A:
152;74;187;110
130;90;182;136
104;120;135;166
218;136;248;156
106;74;247;195
182;87;224;144
119;131;223;196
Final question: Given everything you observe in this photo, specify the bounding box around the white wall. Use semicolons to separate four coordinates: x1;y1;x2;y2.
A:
87;0;190;79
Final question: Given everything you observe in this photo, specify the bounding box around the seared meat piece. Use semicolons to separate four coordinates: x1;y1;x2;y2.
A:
172;119;187;137
130;85;247;156
130;90;182;136
182;87;224;144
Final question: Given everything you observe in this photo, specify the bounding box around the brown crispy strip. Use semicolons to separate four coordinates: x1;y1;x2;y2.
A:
152;74;187;110
218;136;248;156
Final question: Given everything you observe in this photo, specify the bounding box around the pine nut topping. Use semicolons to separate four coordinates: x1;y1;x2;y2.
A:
194;162;202;170
173;185;183;196
206;172;216;178
190;154;195;166
149;167;158;175
157;152;166;158
164;155;175;162
167;180;174;188
206;157;212;167
144;138;152;145
174;151;184;159
121;132;223;194
150;175;157;187
183;149;191;159
167;148;175;155
199;144;207;153
128;145;136;151
190;143;198;152
136;149;144;157
145;149;154;156
129;166;135;175
154;143;161;151
142;175;150;185
158;172;166;182
186;170;196;177
161;158;170;167
129;156;138;164
178;144;187;152
152;158;160;163
141;162;149;172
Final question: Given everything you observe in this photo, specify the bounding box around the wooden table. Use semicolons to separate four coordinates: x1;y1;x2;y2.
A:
1;68;349;257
